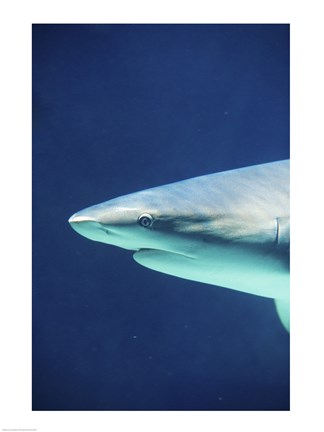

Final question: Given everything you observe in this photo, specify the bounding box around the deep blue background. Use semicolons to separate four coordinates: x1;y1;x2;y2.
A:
32;24;289;410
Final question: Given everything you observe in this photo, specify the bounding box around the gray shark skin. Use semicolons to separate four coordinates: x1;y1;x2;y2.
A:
69;160;290;331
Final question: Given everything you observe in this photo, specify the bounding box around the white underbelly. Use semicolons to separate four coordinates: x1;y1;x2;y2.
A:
134;243;289;300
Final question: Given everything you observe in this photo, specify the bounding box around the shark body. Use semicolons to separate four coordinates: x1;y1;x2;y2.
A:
69;160;290;331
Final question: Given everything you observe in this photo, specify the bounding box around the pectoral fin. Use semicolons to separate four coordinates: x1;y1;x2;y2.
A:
274;298;290;332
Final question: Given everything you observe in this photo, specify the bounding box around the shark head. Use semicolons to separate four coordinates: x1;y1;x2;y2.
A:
69;165;286;256
69;186;201;258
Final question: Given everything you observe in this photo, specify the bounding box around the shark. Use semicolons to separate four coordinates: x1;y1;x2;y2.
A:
69;160;290;331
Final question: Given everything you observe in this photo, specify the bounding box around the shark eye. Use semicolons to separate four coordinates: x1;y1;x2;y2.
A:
138;213;153;228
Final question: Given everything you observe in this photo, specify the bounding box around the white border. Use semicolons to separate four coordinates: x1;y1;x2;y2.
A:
1;1;323;431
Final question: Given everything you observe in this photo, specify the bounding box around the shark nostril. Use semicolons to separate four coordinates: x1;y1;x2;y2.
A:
98;226;110;235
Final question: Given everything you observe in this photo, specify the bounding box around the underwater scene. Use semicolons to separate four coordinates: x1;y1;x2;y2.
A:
32;23;289;410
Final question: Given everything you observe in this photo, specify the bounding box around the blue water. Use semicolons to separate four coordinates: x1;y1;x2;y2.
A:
32;24;289;410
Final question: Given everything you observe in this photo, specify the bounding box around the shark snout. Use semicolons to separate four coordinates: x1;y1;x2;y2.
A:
69;213;106;242
68;214;96;223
